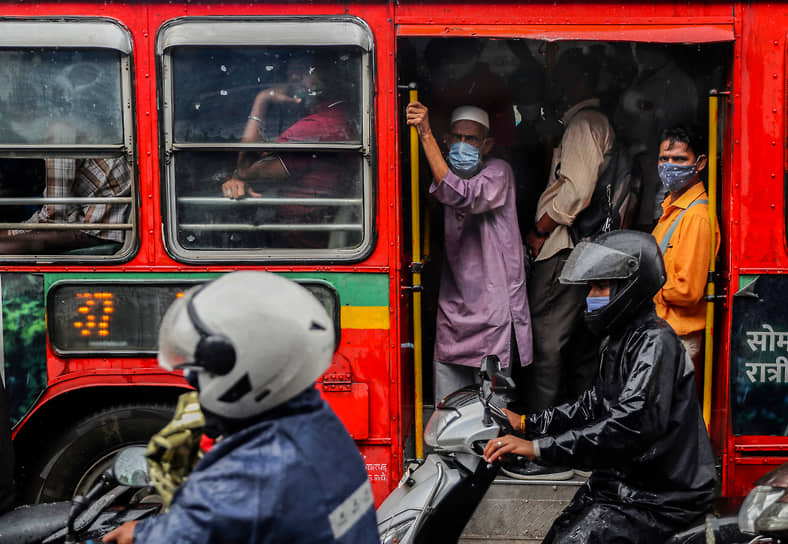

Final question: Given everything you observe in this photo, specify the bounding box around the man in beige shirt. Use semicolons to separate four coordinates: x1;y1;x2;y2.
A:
514;50;614;470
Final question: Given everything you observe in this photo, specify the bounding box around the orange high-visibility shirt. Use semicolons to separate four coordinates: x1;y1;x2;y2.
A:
652;182;720;336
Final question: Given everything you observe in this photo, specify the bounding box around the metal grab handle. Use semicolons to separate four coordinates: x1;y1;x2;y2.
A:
177;196;362;206
703;92;721;429
0;222;131;231
0;197;132;205
404;83;426;460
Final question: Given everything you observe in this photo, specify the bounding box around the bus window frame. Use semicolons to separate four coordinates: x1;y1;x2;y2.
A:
157;16;376;263
0;17;137;263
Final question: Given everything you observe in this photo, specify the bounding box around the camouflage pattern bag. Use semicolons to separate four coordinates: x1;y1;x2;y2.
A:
146;391;205;508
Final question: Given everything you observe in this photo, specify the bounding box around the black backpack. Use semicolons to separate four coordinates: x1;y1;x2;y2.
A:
569;138;635;243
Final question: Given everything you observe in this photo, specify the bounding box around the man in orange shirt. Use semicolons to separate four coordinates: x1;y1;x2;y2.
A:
651;126;720;394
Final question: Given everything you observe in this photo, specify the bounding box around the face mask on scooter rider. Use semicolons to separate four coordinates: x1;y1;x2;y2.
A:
586;296;610;312
448;141;482;178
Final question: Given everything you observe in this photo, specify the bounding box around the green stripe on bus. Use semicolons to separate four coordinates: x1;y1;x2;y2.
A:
739;274;758;290
43;271;388;307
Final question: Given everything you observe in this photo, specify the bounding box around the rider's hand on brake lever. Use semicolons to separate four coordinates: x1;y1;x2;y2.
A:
102;520;139;544
503;408;525;433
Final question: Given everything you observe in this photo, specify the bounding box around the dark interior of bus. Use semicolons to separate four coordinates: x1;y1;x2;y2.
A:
396;37;732;404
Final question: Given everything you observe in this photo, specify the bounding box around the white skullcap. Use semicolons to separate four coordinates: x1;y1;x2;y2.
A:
450;105;490;130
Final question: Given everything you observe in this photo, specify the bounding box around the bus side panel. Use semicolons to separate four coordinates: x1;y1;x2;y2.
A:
359;444;393;507
722;2;788;499
736;3;788;269
394;1;734;27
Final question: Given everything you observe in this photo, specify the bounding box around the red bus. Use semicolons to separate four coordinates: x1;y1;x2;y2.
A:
0;1;785;515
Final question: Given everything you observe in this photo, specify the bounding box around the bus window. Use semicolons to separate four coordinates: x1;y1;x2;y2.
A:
0;20;135;259
158;18;374;261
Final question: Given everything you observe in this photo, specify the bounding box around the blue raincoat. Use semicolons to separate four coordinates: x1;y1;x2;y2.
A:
133;388;379;543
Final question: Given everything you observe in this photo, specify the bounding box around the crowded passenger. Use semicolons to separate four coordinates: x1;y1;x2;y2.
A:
422;38;518;160
651;126;720;396
505;40;550;241
0;121;131;254
615;46;699;231
515;50;612;480
405;100;533;404
221;50;358;248
484;230;716;543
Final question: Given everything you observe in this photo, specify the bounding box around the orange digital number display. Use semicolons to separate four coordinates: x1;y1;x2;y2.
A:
72;292;115;338
53;284;194;353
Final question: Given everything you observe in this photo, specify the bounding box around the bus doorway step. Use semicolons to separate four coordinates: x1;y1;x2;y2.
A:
459;475;585;543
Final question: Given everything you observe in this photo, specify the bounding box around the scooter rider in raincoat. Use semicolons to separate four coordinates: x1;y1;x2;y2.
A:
484;230;715;543
103;271;379;544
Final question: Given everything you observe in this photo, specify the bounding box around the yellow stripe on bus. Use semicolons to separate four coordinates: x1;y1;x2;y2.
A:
341;306;390;330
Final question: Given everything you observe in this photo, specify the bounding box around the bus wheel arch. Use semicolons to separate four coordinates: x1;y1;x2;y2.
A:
13;386;186;504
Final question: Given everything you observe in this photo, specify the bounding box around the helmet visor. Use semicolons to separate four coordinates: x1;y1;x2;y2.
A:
559;241;640;285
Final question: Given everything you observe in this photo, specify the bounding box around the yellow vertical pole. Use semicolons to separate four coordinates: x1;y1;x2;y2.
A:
408;86;425;459
703;94;719;429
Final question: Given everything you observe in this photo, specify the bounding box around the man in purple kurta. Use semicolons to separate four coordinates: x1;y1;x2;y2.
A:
406;101;533;402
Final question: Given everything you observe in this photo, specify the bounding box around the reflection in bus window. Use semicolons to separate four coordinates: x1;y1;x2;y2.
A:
165;45;367;254
0;49;123;145
0;46;133;257
171;47;360;143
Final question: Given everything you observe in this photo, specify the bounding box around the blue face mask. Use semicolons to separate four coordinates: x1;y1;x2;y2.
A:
586;296;610;313
658;162;697;193
448;141;482;178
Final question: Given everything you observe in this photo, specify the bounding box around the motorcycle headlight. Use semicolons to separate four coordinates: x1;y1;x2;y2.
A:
738;485;786;534
423;408;459;448
755;496;788;534
379;516;416;544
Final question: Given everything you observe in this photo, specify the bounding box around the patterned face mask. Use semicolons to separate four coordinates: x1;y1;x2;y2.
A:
448;141;482;178
658;161;697;192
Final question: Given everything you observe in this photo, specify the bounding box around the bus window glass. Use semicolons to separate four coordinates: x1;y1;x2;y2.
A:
0;38;134;259
0;49;123;145
171;47;361;144
162;36;372;259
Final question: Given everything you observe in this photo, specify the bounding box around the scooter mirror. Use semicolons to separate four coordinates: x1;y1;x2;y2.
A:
112;446;151;488
480;355;501;381
491;372;516;394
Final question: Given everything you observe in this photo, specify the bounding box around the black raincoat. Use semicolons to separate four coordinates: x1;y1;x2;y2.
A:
526;307;715;543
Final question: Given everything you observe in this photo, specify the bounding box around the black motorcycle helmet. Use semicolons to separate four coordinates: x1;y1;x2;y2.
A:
559;230;666;336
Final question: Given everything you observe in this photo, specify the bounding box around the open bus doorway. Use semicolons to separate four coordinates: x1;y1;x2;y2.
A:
397;36;731;409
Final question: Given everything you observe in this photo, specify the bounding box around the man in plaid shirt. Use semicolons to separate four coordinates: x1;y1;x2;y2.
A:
0;156;131;253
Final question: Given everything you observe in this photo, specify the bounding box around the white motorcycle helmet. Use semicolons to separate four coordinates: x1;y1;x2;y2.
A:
158;271;335;419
